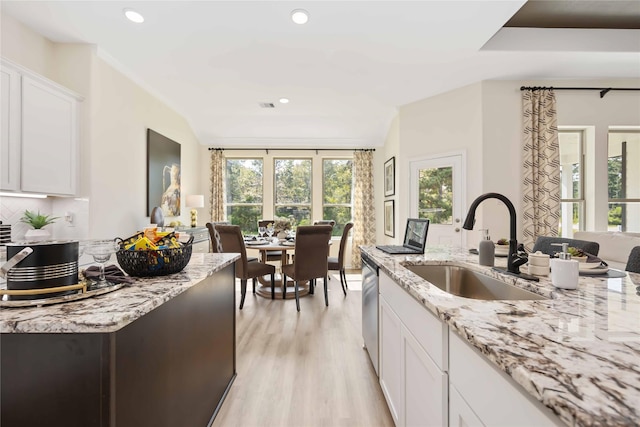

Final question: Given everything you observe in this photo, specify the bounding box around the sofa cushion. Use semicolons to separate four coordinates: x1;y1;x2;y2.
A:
574;231;640;270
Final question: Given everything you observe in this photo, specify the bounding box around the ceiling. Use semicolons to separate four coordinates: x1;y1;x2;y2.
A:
2;1;639;148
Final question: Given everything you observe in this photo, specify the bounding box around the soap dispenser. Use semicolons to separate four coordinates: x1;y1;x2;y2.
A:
478;229;495;266
550;243;579;290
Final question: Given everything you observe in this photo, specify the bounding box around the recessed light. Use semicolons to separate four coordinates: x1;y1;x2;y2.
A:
291;9;309;25
124;8;144;23
279;98;290;104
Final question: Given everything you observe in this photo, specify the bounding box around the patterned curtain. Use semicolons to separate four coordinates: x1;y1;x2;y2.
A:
522;89;560;251
352;150;376;268
209;149;225;222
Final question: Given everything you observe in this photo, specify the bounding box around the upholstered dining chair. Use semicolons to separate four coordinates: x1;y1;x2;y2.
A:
625;246;640;274
281;225;332;312
207;222;257;261
313;220;336;228
215;224;276;309
532;236;600;257
328;222;354;296
257;219;287;263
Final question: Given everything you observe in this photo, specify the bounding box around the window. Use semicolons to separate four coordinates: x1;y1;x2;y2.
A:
608;130;640;232
225;159;263;234
558;130;585;237
323;159;353;236
274;158;312;226
418;166;453;225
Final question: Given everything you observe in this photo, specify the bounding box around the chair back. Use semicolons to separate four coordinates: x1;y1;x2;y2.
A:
214;225;249;277
336;222;354;268
205;222;224;253
258;219;273;228
626;246;640;273
532;236;600;257
293;225;332;281
314;220;336;228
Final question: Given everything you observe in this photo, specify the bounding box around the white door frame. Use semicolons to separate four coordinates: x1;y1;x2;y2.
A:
409;151;466;248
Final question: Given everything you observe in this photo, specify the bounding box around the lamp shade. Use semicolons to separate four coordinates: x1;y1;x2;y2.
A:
186;195;204;208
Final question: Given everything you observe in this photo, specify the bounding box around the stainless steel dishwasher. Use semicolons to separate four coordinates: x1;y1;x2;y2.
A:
362;253;379;376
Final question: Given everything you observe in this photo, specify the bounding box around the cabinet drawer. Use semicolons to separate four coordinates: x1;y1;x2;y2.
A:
380;271;447;371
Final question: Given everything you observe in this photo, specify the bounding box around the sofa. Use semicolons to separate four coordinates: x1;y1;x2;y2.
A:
573;231;640;271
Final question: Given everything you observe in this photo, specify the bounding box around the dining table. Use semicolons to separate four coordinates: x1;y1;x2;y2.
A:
244;239;311;299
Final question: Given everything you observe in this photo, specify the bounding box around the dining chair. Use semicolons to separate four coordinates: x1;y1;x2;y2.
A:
257;219;287;263
328;222;354;296
531;236;599;257
215;224;276;309
281;225;332;312
625;246;640;274
207;222;258;261
313;220;336;228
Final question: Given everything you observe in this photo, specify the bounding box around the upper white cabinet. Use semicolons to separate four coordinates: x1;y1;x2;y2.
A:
1;63;20;190
1;59;82;196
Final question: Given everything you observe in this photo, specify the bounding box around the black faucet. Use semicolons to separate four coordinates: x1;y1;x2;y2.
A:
463;192;529;275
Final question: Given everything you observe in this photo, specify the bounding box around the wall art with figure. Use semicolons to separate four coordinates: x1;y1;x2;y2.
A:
147;129;181;217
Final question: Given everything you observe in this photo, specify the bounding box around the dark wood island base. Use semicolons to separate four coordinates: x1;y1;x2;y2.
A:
1;263;236;427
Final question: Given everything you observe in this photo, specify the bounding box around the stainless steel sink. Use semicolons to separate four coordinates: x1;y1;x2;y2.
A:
405;265;548;301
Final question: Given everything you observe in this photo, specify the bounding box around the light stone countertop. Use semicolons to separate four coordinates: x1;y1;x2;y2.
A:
361;246;640;427
0;252;239;334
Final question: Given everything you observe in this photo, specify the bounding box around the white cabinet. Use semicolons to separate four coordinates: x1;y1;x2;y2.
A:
449;384;484;427
0;59;81;196
379;271;448;427
1;63;20;190
449;331;563;427
379;296;403;424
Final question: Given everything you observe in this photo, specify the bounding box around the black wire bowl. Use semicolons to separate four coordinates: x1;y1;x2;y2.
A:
115;235;194;277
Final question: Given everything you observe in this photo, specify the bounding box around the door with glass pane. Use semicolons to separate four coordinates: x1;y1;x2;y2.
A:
410;155;463;247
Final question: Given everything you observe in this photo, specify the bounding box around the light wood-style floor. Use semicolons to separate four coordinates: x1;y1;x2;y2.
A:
213;271;394;427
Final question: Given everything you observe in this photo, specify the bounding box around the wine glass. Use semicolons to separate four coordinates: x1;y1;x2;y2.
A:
265;224;274;241
258;226;266;239
84;239;119;288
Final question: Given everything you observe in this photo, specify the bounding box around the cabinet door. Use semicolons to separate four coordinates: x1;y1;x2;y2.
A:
379;295;403;425
1;64;20;191
449;384;484;427
21;75;78;195
403;325;447;427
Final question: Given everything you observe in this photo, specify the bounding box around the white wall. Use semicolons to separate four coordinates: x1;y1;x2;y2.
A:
387;78;640;249
378;115;399;244
1;14;203;240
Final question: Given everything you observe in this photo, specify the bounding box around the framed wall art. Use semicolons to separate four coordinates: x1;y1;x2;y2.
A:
384;156;395;197
147;129;181;217
384;199;395;237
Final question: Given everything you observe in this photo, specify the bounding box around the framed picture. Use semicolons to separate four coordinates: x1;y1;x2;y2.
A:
147;129;181;217
384;157;395;197
384;200;395;237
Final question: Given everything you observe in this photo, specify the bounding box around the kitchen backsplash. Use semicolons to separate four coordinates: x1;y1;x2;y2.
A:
0;195;89;242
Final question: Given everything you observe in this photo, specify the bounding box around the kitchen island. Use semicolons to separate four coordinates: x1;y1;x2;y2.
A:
362;246;640;427
1;252;239;427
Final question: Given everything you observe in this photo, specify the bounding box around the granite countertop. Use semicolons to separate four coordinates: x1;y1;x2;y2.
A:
0;253;239;334
361;246;640;427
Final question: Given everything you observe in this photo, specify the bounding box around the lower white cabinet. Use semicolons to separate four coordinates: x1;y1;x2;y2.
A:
449;331;563;427
449;384;484;427
379;271;448;427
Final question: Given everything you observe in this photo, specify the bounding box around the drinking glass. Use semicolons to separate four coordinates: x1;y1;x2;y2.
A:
258;226;266;238
84;239;119;288
266;224;274;241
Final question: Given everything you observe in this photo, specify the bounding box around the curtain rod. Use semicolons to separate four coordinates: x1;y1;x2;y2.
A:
208;148;374;153
520;86;640;98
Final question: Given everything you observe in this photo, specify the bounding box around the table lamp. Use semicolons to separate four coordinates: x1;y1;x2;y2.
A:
186;195;204;228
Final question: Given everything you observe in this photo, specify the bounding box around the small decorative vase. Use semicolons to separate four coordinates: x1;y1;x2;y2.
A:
277;231;288;240
24;228;51;242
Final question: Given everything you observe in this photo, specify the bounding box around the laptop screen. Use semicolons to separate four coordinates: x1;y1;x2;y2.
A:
403;218;430;251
